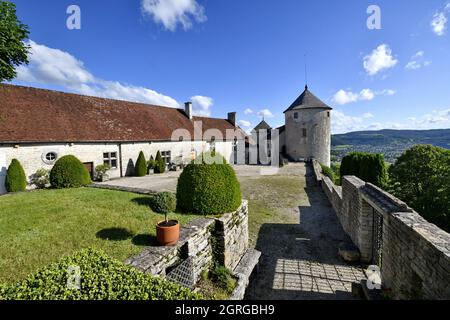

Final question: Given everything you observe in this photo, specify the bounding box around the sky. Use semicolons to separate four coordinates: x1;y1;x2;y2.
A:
8;0;450;134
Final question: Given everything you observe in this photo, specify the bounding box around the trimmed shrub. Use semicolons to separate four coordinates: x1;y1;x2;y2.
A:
5;159;26;192
154;151;166;174
147;155;155;171
340;152;387;187
320;164;334;184
49;155;91;189
177;152;242;215
135;151;147;177
0;248;202;300
151;192;176;214
30;168;50;189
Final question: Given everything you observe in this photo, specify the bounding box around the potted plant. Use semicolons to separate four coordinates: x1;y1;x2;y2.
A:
95;164;111;182
147;156;155;175
152;192;179;246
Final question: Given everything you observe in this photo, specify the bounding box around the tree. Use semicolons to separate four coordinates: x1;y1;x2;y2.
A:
340;152;388;188
5;158;26;192
134;151;147;177
0;1;30;82
154;151;166;174
389;145;450;232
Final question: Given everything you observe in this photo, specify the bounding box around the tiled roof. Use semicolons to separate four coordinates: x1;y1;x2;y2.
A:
0;84;245;143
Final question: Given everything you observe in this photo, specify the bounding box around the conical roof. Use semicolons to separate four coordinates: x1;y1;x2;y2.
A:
284;86;332;113
252;120;272;131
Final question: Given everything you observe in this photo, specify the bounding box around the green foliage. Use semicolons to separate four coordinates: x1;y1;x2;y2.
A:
177;152;242;215
49;155;91;189
94;164;110;181
30;168;50;189
331;163;341;185
147;155;155;170
389;145;450;232
340;152;388;187
211;266;236;294
151;192;176;215
5;158;26;192
0;1;30;82
154;151;166;174
320;164;334;184
0;248;202;300
135;151;147;177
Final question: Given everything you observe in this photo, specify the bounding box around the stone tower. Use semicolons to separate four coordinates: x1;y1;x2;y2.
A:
284;85;332;166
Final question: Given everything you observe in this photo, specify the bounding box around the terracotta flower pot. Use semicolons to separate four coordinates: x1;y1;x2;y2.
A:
156;220;180;246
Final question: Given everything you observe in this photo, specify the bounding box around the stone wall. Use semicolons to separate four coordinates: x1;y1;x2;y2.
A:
126;201;256;296
312;159;450;299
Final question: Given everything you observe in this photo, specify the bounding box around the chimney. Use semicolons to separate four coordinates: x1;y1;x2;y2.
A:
227;112;236;126
185;102;193;120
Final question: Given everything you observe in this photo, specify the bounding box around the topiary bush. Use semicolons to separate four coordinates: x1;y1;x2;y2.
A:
154;151;166;174
147;155;155;172
151;192;177;214
5;159;26;192
340;152;388;188
49;155;91;189
0;248;202;300
135;151;147;177
177;152;242;215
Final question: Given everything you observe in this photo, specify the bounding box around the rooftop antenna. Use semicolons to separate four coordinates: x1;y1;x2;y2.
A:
304;53;308;90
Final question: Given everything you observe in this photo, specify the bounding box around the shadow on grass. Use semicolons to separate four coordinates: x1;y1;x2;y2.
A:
96;228;134;241
132;234;159;246
131;197;154;208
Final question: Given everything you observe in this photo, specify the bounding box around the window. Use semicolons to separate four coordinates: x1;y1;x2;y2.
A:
45;152;57;162
294;112;299;120
302;128;307;138
327;111;330;118
103;152;118;168
161;151;171;165
42;151;58;164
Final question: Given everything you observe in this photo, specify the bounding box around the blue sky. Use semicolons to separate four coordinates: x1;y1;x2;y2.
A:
9;0;450;133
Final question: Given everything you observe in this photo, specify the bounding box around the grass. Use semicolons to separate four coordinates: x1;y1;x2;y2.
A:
238;172;306;245
0;187;197;284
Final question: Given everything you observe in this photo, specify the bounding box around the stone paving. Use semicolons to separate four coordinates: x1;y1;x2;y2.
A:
245;163;367;300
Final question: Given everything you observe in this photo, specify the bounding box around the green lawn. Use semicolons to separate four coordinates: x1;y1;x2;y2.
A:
0;188;197;284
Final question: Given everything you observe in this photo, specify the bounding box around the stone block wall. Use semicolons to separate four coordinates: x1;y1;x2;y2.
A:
126;201;250;288
311;159;450;299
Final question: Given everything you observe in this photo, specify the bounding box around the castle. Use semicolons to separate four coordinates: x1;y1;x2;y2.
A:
253;85;332;167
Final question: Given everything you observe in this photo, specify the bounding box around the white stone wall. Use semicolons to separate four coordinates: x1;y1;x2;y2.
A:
0;140;235;194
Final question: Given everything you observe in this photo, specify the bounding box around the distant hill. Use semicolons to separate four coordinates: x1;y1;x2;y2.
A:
331;129;450;163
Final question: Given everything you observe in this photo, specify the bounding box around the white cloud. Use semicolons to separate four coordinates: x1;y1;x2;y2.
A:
190;95;213;117
238;120;252;128
362;112;374;119
332;88;395;105
431;9;448;36
405;51;432;70
332;110;365;134
244;108;253;115
15;40;181;108
363;44;398;76
141;0;206;31
257;109;274;119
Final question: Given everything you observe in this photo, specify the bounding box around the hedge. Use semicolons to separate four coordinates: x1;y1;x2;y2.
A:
0;248;202;300
5;159;26;192
154;151;166;174
49;155;91;189
340;152;388;187
135;151;147;177
177;152;242;215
